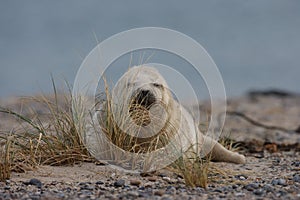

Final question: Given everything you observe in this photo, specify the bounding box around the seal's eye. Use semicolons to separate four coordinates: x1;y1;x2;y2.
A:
152;83;163;88
127;82;136;87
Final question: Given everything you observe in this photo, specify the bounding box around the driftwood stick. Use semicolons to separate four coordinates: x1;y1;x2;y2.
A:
227;111;300;133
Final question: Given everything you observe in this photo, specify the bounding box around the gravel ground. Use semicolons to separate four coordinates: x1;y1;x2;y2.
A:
1;151;299;200
0;92;300;199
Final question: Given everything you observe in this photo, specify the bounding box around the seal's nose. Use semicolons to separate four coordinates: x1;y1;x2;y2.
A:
134;90;156;108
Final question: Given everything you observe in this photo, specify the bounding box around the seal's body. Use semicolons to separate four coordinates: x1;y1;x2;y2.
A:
110;66;245;164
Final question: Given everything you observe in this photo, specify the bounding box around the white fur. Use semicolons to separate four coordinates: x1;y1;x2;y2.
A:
121;66;246;164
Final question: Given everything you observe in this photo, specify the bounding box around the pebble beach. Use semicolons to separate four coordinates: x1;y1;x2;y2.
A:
0;91;299;199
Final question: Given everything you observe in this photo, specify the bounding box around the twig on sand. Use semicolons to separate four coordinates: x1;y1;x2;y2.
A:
227;111;300;133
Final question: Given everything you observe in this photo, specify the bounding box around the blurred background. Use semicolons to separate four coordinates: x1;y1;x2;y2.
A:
0;0;299;100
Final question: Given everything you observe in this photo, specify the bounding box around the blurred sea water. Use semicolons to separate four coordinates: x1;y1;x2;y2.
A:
0;0;299;100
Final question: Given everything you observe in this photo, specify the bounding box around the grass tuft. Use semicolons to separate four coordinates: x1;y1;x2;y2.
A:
0;134;13;181
0;83;94;181
171;154;210;188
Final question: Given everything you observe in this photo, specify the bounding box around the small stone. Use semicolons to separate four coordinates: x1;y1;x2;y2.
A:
291;161;300;167
0;182;5;187
79;182;91;186
263;184;274;192
177;187;186;193
244;183;259;191
126;191;139;197
96;181;104;185
271;179;279;185
144;182;153;188
273;157;281;164
235;175;247;180
214;188;223;193
139;186;145;190
162;177;171;182
57;193;65;198
138;192;149;198
147;176;157;182
235;192;245;197
123;185;131;190
194;187;205;193
293;174;300;183
130;179;141;186
265;143;278;153
253;189;264;195
158;173;167;177
278;178;287;186
28;178;42;188
114;179;125;187
81;185;94;190
254;153;264;158
271;178;287;186
232;184;239;189
166;186;176;194
277;190;287;196
4;186;10;190
154;190;165;196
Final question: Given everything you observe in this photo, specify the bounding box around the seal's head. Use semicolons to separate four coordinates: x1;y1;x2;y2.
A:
111;65;173;139
125;66;171;111
109;65;179;152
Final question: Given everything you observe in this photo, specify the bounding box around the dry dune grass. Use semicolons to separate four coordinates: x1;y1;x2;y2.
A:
0;83;94;181
0;81;235;188
99;94;177;154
